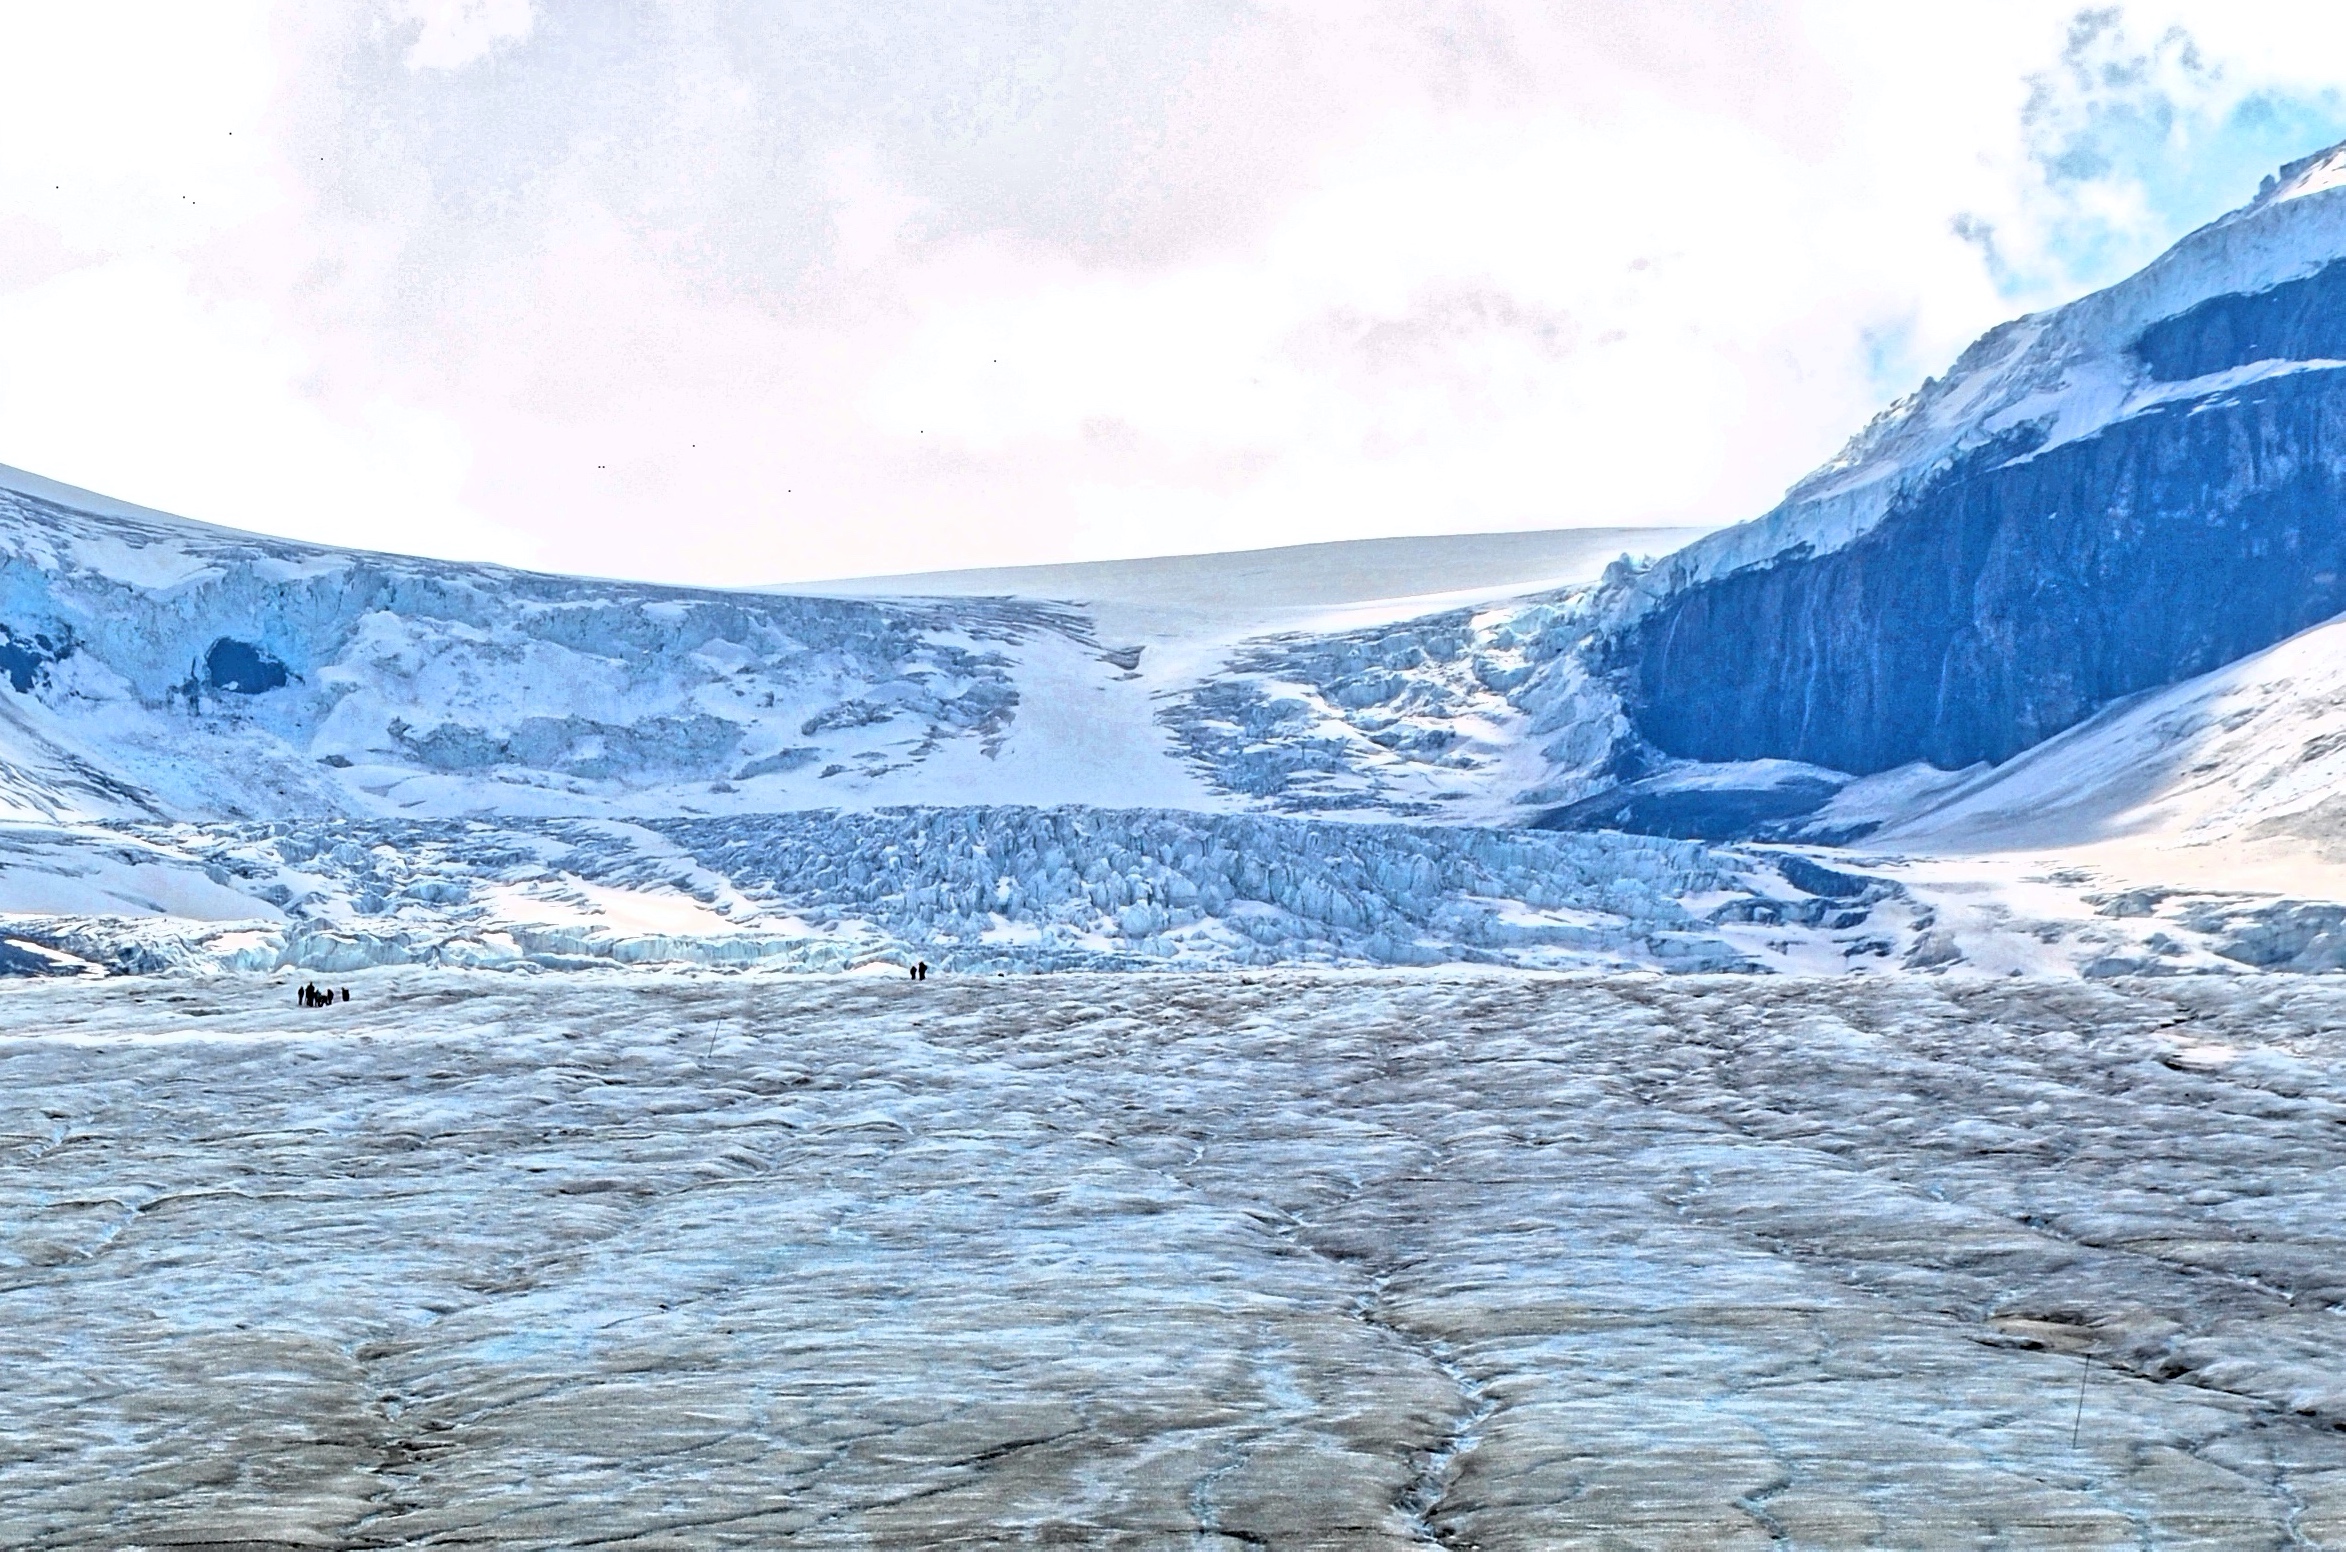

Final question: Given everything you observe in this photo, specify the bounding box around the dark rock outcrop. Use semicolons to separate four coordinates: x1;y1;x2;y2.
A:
2132;257;2346;381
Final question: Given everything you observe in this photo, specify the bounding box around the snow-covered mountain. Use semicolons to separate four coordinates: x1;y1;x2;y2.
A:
0;456;1705;828
1544;138;2346;832
0;465;1155;822
14;139;2346;977
29;121;2346;848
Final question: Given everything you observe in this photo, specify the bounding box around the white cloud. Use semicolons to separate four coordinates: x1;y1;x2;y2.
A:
0;2;2343;584
0;256;517;564
394;0;535;71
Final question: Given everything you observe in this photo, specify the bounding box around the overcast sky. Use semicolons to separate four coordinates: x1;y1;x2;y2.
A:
2;2;2344;585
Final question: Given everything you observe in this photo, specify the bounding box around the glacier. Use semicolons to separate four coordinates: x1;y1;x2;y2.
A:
10;969;2346;1546
0;464;1768;976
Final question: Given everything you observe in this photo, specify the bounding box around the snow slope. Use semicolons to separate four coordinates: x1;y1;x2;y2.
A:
1850;610;2346;886
798;526;1712;645
809;536;1709;823
797;526;1713;823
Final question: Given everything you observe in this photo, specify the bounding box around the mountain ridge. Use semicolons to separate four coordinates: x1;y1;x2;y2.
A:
6;140;2346;880
1540;135;2346;834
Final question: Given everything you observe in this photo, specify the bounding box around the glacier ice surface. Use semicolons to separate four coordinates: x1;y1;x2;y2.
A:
7;970;2346;1545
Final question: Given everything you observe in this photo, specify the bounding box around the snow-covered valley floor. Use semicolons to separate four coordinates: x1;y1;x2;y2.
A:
7;970;2346;1547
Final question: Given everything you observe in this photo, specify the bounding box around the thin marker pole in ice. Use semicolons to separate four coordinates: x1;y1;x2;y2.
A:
2071;1349;2090;1448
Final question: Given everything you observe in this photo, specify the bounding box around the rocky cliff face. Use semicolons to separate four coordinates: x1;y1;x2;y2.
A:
1619;368;2346;773
1592;140;2346;785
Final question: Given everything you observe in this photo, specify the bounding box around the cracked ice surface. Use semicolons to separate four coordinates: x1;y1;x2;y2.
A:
7;971;2346;1547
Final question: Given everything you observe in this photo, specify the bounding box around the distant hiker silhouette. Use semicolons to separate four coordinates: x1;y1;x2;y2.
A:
917;961;928;980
